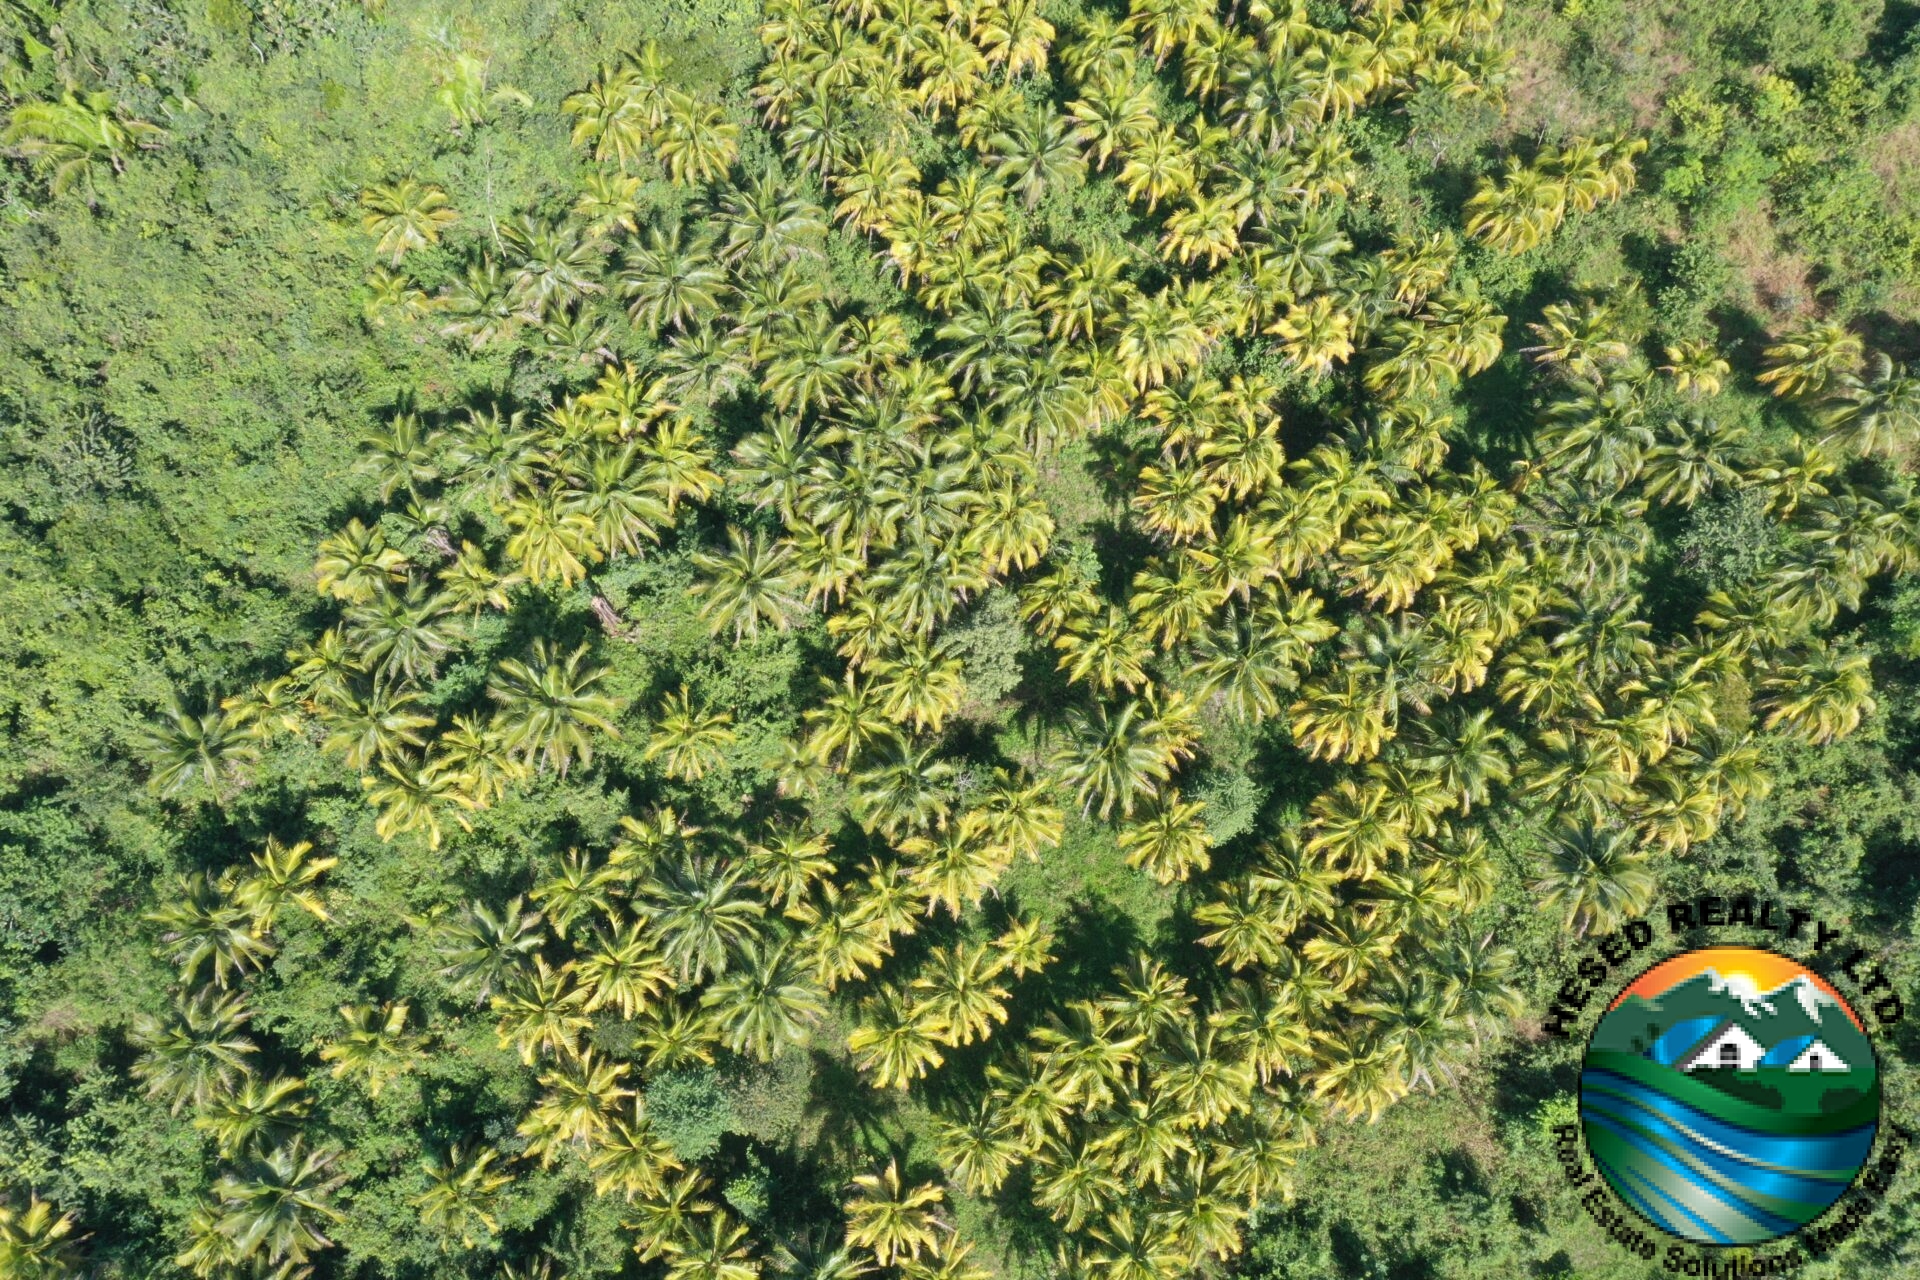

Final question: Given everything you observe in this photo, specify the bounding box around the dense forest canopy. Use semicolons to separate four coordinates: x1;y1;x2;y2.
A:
2;0;1919;1277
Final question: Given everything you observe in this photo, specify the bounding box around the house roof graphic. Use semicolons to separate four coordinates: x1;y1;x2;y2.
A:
1784;1037;1851;1073
1652;1019;1855;1073
1675;1018;1765;1071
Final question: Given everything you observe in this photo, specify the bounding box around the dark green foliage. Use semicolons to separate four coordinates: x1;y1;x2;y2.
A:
646;1067;735;1162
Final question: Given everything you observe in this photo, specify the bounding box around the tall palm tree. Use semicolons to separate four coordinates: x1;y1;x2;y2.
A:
845;1161;948;1265
319;1001;424;1097
488;640;621;776
139;700;262;800
531;847;627;939
360;179;458;264
132;988;258;1114
702;941;827;1060
492;956;591;1064
1822;351;1920;457
1534;822;1657;937
413;1145;511;1248
640;857;767;982
3;88;163;198
518;1050;634;1163
847;988;947;1088
1760;642;1876;745
208;1139;346;1271
434;896;544;1004
1116;791;1212;883
0;1194;84;1279
802;670;900;768
694;529;808;639
574;918;672;1018
146;872;276;988
1055;693;1196;819
191;1075;310;1159
985;104;1087;205
668;1210;760;1280
933;1100;1025;1195
645;685;738;781
657;90;742;184
1756;320;1863;400
231;837;336;933
1463;157;1566;254
1269;294;1355;377
910;941;1011;1047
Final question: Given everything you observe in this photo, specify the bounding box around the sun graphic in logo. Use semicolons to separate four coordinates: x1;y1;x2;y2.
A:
1580;946;1881;1245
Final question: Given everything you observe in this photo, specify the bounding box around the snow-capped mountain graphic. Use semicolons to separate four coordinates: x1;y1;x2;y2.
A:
1591;968;1874;1074
1699;968;1845;1022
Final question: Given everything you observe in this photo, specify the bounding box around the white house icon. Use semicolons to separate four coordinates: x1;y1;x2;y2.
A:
1673;1020;1855;1073
1786;1038;1851;1073
1680;1021;1766;1071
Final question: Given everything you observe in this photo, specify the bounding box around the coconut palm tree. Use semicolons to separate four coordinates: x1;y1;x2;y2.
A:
1116;791;1212;883
702;941;827;1060
669;1210;761;1280
911;941;1011;1046
656;90;742;184
529;847;627;940
1757;320;1863;400
361;179;458;264
435;896;544;1004
1534;822;1657;937
1269;294;1355;377
1463;157;1566;254
1055;694;1194;819
319;1001;424;1097
192;1075;310;1159
3;88;163;198
207;1139;346;1271
645;685;738;781
492;956;591;1064
847;988;948;1088
231;837;336;933
1760;642;1876;745
1659;338;1730;397
1033;1137;1125;1231
641;856;767;982
146;872;277;988
933;1100;1025;1195
487;640;621;776
1823;351;1920;458
802;670;900;767
847;1161;949;1264
572;919;672;1019
518;1050;634;1163
900;816;1011;919
588;1101;682;1201
132;988;258;1114
852;739;958;838
139;700;262;801
1641;414;1743;507
694;529;808;639
414;1145;511;1248
986;104;1087;205
0;1194;84;1279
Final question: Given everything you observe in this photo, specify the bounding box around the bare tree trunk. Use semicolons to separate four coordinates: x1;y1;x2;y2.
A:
591;595;624;636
